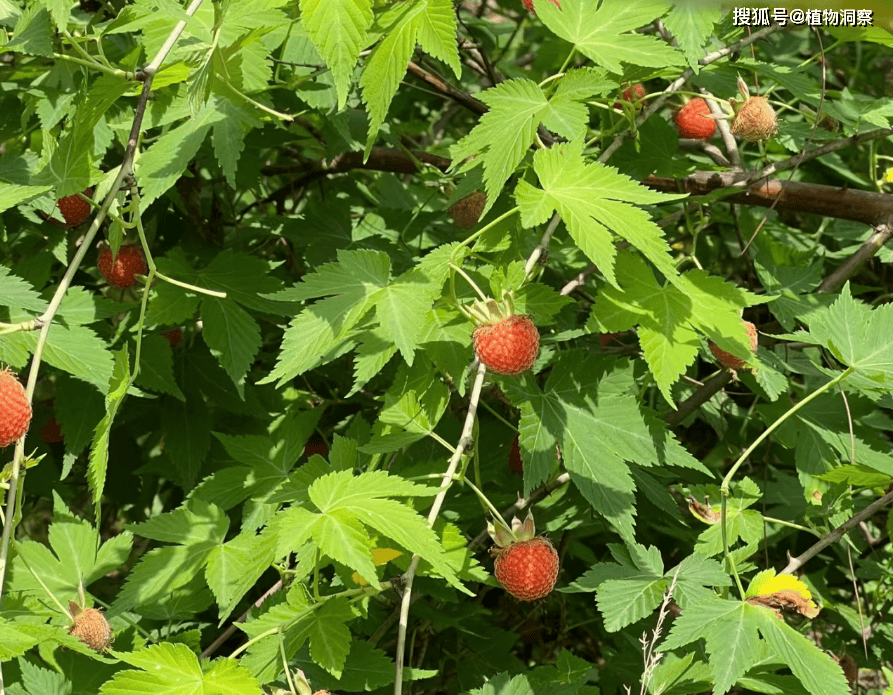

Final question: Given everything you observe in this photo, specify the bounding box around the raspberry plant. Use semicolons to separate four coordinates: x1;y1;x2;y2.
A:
2;2;893;695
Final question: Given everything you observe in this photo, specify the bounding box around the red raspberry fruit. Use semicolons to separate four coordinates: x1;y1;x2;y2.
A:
472;315;539;376
614;83;646;110
674;97;716;140
731;95;778;141
448;191;486;230
509;436;523;476
68;603;113;652
304;434;329;458
493;536;559;601
57;192;91;227
161;327;183;348
41;417;63;444
599;331;624;347
0;368;31;448
709;320;758;372
97;245;147;289
522;0;560;12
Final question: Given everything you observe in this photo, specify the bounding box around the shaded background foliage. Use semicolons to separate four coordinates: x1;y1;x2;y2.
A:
1;0;893;694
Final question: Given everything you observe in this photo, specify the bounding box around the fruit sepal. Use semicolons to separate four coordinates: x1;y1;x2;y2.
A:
487;510;537;548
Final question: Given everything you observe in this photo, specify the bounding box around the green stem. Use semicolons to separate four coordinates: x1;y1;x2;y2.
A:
53;51;130;79
427;431;457;454
155;272;227;298
450;263;489;302
454;208;519;253
720;366;855;597
762;515;820;536
460;477;508;529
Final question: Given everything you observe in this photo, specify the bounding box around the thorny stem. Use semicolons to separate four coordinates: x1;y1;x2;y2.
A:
393;362;487;695
780;489;893;575
599;23;784;164
0;3;206;692
720;367;854;597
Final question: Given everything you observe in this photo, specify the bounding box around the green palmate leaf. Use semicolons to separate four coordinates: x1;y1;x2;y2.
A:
375;269;441;365
306;599;353;678
592;543;666;632
360;0;460;145
211;97;263;188
195;249;293;315
516;141;686;288
804;283;893;385
0;266;46;312
275;248;390;302
662;1;721;71
6;4;53;57
691;477;763;556
315;509;380;587
449;78;546;209
301;0;374;108
261;295;364;385
54;373;105;458
0;619;41;661
10;493;132;600
378;357;449;435
589;251;765;404
87;347;130;513
306;469;467;592
660;596;761;695
128;498;229;546
134;100;224;208
205;527;277;622
506;352;706;539
537;0;683;72
111;545;212;616
660;597;850;695
32;321;114;392
134;334;184;400
349;327;398;396
100;643;261;695
200;297;262;397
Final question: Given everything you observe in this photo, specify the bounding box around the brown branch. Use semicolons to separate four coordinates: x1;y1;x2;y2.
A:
406;61;487;116
818;223;893;293
645;173;893;227
781;490;893;575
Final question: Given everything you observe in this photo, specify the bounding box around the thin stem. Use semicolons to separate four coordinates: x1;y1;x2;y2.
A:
393;362;487;695
719;366;854;597
762;516;820;536
781;489;893;575
53;51;130;79
450;263;489;302
154;271;227;298
461;477;509;528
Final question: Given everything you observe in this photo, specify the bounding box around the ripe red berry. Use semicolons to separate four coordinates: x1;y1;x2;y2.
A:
614;83;646;110
41;417;63;444
709;320;758;372
674;97;716;140
509;436;523;475
0;368;31;448
521;0;560;12
448;191;486;230
731;95;778;141
97;245;147;289
68;603;113;652
161;327;183;348
304;434;329;458
599;331;624;347
493;536;559;601
57;192;92;227
472;315;539;376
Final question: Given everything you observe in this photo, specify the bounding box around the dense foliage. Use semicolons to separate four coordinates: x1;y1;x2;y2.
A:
2;1;893;694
